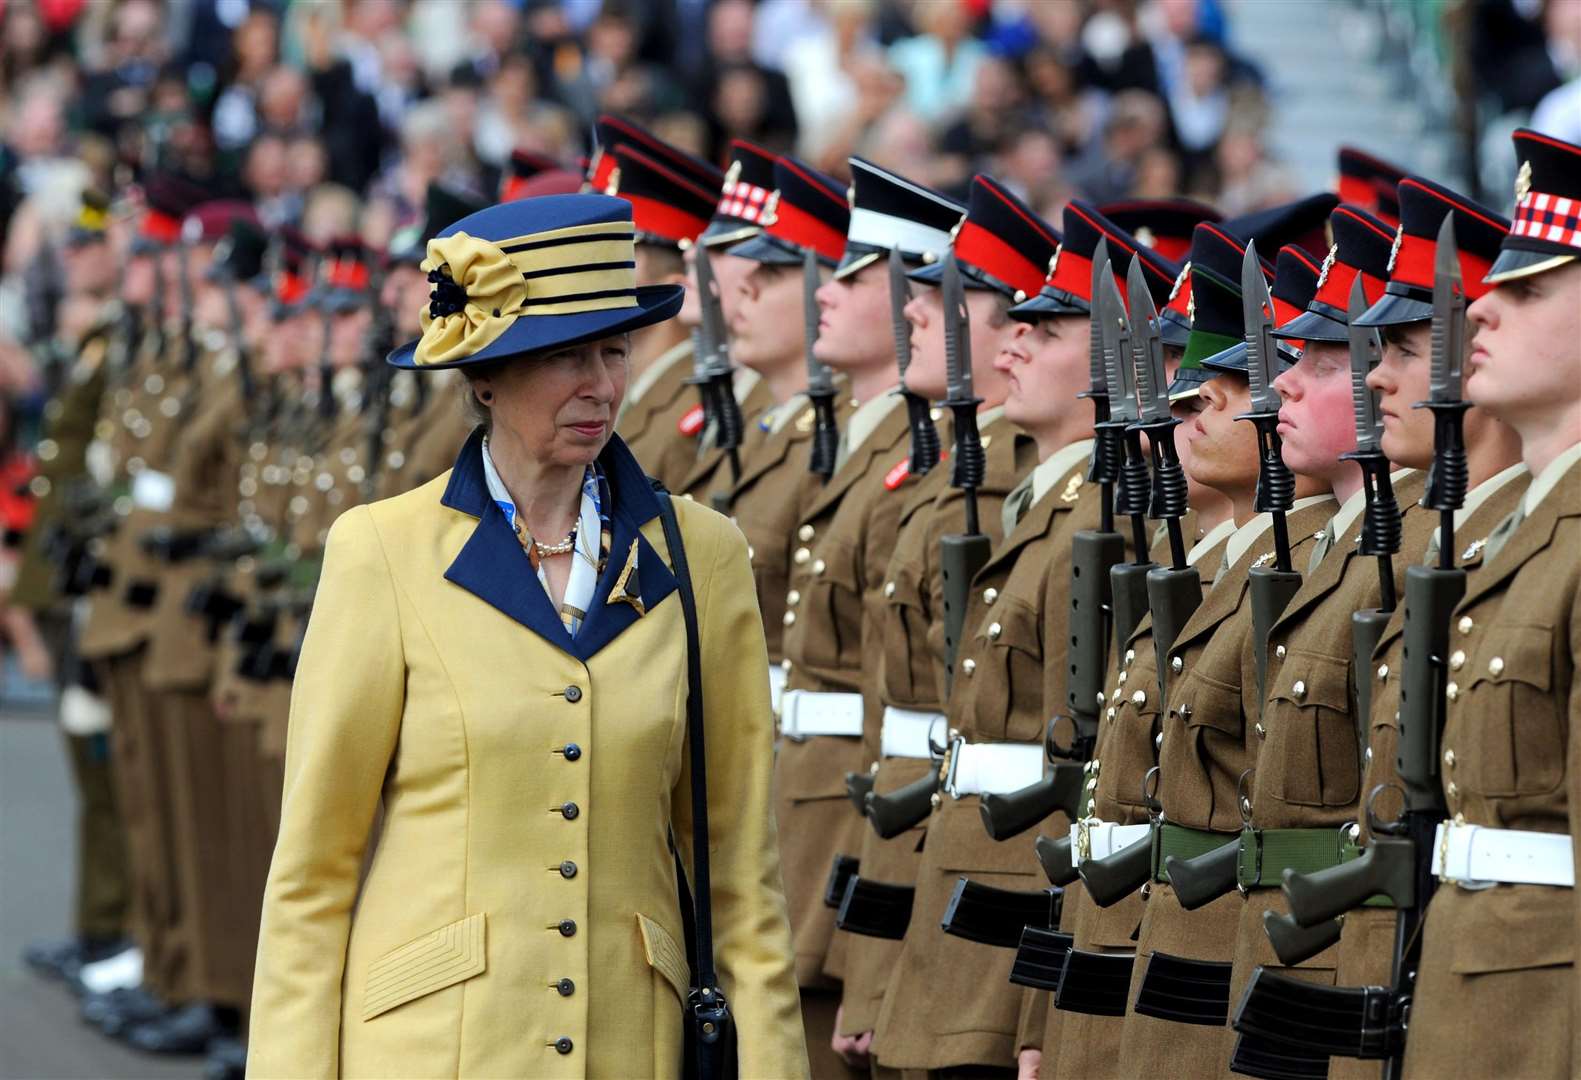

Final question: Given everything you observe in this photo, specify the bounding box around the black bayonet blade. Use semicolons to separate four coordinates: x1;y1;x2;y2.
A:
943;252;973;403
804;248;834;396
1085;238;1111;398
696;251;731;377
1430;214;1465;404
1129;255;1170;423
889;246;913;381
1346;276;1384;454
1240;241;1281;413
1099;273;1137;422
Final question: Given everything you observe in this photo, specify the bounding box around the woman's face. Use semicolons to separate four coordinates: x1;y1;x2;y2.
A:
474;335;631;470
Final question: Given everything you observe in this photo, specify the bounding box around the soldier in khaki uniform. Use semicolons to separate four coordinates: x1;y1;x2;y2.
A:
1399;128;1581;1080
15;192;131;981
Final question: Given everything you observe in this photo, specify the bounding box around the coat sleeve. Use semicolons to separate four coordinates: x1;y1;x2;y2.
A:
671;508;811;1080
247;506;406;1078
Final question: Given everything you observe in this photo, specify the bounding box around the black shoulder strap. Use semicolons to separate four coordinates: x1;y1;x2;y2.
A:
655;492;719;991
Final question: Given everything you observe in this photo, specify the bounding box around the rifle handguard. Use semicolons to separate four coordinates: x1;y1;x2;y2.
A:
1110;560;1155;653
940;532;993;681
1249;565;1304;702
1262;911;1342;968
1068;529;1126;726
844;770;876;815
1281;837;1415;927
1036;833;1079;887
1146;565;1203;695
1166;838;1241;910
1079;834;1152;907
978;763;1083;841
864;772;938;840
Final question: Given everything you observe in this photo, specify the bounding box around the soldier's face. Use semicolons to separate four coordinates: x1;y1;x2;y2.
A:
1368;321;1436;467
329;307;371;368
194;280;228;331
996;314;1087;441
123;254;157;306
730;262;802;374
1273;340;1358;480
902;284;946;399
381;265;427;337
472;334;630;470
814;261;891;372
1186;374;1259;497
63;240;115;294
1467;262;1581;431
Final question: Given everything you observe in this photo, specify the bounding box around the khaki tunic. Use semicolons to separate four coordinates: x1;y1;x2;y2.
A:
873;451;1097;1072
775;399;914;988
837;414;1033;1036
1116;499;1333;1079
671;376;776;503
616;340;699;493
1326;471;1528;1080
1401;460;1580;1080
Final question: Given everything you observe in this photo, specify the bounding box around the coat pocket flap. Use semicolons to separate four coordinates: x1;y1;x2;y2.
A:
637;913;691;1003
1467;624;1553;692
362;912;486;1021
1451;887;1573;975
1269;651;1350;711
1172;671;1243;737
978;595;1041;658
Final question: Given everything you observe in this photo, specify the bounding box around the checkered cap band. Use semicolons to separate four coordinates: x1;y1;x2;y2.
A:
718;177;774;225
1512;192;1581;250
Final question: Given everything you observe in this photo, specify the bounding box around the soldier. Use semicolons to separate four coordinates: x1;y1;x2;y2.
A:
1401;128;1581;1080
15;190;131;983
1336;146;1408;227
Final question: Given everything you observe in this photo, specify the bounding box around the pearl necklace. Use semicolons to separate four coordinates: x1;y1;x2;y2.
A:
516;521;577;558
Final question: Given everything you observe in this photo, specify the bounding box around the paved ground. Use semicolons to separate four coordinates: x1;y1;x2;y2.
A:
0;697;204;1080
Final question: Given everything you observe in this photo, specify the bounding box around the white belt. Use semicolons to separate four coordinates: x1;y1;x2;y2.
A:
947;742;1046;797
881;707;945;760
779;690;863;738
1432;822;1574;887
1071;821;1151;866
767;665;788;717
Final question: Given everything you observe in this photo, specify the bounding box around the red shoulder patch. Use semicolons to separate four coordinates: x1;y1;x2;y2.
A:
678;403;705;437
884;457;910;490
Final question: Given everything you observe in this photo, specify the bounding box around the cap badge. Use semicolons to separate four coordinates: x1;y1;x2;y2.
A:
603;166;622;197
724;159;742;187
760;189;781;228
1515;159;1532;203
1187;290;1196;324
948;213;967;244
846;184;856;210
1315;243;1338;290
1386;224;1404;274
1047;245;1062;278
1135;226;1156;249
1168;261;1190;302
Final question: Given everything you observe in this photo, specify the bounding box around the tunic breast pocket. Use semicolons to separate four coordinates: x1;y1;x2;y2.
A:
970;596;1043;742
1462;624;1562;798
1264;650;1359;807
880;577;933;706
1104;661;1163;814
795;536;863;671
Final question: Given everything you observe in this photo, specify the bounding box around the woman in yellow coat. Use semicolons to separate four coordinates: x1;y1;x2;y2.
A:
248;194;808;1078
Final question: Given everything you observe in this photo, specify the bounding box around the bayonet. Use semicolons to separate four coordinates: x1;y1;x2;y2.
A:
1422;214;1471;566
804;247;839;479
1128;257;1188;570
892;246;940;474
1347;279;1386;457
695;251;743;484
942;253;977;408
1238;242;1296;572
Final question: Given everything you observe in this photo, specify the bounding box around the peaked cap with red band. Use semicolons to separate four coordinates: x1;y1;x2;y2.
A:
1354;176;1508;327
1098;197;1222;262
1199;244;1324;382
585;115;719;200
270;228;318;320
316;235;373;314
1273;204;1395;342
606;143;721;249
1486;127;1581;283
1337;146;1408;227
132;172;207;254
500;149;563;203
908;174;1059;301
1160;191;1338;350
701;139;779;249
728;156;849;267
181;200;259;246
1011;198;1178;320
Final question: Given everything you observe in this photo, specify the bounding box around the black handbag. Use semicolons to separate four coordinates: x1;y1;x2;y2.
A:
657;493;739;1080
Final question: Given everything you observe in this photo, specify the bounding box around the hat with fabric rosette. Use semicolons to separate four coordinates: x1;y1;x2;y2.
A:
387;193;684;370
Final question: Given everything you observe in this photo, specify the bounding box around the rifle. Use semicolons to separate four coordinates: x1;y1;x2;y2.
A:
695;252;744;490
802;248;840;479
1240;243;1303;705
937;253;993;685
940;877;1061;948
176;233;201;378
1259;217;1473;1076
890;246;940;475
863;726;955;839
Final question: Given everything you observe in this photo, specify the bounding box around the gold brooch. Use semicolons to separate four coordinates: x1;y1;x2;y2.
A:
607;540;645;615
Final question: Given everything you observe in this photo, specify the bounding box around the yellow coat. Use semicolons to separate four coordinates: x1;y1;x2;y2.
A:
248;431;808;1079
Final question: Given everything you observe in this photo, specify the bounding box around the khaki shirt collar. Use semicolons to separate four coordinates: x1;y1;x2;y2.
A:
1223;494;1336;574
1524;441;1581;516
1030;438;1096;506
1186;516;1237;567
624;338;691;409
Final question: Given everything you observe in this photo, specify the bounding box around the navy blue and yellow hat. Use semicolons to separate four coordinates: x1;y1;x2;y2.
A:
700;138;778;249
387;193;684;370
1272;204;1394;343
1200;244;1323;379
1485;128;1581;284
908;174;1060;302
1011;199;1178;319
728;156;850;267
1352;176;1508;327
832;156;962;281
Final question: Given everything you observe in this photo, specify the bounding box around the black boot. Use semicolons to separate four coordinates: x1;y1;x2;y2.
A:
127;1002;238;1055
204;1036;247;1080
84;985;166;1032
22;935;128;981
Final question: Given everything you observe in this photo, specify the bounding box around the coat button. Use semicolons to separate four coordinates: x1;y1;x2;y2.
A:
794;547;810;565
1155;732;1164;749
560;802;580;820
558;919;577;937
783;611;796;627
1458;616;1473;635
1131;690;1146;706
961;658;976;675
812;558;826;574
1446;782;1458;800
1119;671;1128;685
559;860;578;879
787;590;800;605
1255;722;1266;739
983;587;999;604
1274;645;1286;659
561;743;582;761
1171;657;1183;674
1291;680;1307;701
1124;649;1135;667
1449;650;1465;671
556;978;575;996
798;524;815;542
1446;681;1459;702
1378;664;1390;681
884;582;896;598
988;622;1002;639
1488;656;1504;677
1443;748;1456;768
554;1036;573;1054
1096;691;1106;706
563;685;582;703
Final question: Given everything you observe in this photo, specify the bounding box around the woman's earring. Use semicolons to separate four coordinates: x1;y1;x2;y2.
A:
480;390;493;403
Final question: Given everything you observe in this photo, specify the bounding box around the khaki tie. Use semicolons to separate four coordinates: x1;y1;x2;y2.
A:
1001;473;1037;537
1479;503;1527;565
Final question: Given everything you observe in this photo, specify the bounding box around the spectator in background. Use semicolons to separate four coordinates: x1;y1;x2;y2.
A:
996;124;1070;218
936;53;1029;190
363;98;478;244
779;0;881;168
210;9;281;154
1212;102;1298;214
697;0;799;158
1169;36;1231;163
888;0;987;124
1066;88;1170;202
77;0;167;140
1025;41;1101;158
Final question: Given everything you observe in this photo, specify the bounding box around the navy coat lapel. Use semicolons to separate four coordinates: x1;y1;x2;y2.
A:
439;430;676;661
